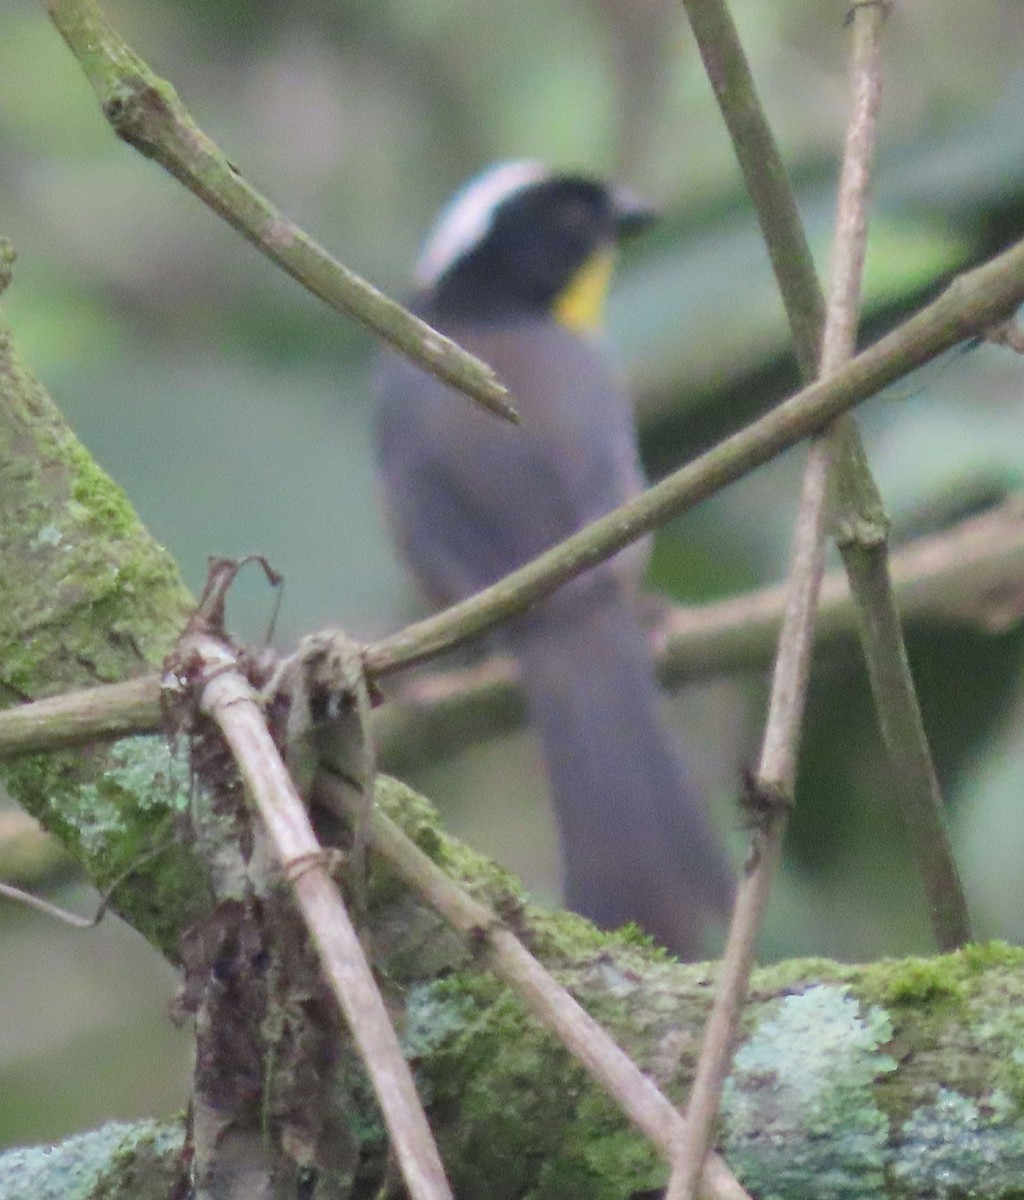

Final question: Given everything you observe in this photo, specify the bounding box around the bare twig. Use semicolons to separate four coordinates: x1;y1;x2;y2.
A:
0;837;169;928
183;633;454;1200
373;494;1024;763
823;5;970;952
0;676;162;758
679;0;824;375
667;6;897;1197
835;513;971;948
985;318;1024;353
4;495;1024;765
0;881;103;928
42;0;516;423
681;0;969;949
313;771;750;1200
656;495;1024;673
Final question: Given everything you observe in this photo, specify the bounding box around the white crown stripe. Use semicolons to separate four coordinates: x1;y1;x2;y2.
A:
415;160;549;287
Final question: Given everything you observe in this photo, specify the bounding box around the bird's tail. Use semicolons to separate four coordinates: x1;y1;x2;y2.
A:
514;598;735;958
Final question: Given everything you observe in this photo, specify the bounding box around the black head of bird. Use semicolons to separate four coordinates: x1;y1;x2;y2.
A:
375;163;734;958
414;160;656;327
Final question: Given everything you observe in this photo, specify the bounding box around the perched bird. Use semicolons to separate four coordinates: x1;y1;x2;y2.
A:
375;162;735;957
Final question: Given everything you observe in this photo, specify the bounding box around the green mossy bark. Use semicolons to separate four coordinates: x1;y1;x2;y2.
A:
0;328;190;696
0;310;211;955
5;864;1024;1200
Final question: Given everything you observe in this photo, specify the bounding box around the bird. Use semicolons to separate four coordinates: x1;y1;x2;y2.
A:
374;162;735;957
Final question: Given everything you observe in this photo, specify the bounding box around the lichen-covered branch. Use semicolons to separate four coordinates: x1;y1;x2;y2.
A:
4;913;1024;1199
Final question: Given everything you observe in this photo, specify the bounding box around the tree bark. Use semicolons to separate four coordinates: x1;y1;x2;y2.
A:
0;304;209;955
2;848;1023;1200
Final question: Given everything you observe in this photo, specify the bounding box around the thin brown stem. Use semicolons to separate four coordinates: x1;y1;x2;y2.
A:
667;6;894;1197
824;23;970;947
313;771;750;1200
820;13;970;953
680;0;970;958
679;0;824;375
835;528;971;948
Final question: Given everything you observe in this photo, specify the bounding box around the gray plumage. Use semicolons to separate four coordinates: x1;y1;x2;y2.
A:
376;316;735;957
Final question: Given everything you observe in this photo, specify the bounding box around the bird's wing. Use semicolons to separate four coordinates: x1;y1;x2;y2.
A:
374;320;646;607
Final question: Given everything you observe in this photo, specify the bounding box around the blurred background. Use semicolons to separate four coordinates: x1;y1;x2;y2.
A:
3;0;1024;1152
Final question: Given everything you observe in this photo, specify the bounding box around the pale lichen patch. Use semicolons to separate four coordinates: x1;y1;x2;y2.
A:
891;1088;1024;1197
722;984;897;1199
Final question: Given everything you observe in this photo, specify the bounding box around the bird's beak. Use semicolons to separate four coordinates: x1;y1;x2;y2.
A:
611;186;658;240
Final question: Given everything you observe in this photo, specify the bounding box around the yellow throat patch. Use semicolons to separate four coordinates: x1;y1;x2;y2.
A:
552;250;615;332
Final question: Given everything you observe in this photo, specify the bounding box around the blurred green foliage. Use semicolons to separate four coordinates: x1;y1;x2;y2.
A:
2;0;1024;1151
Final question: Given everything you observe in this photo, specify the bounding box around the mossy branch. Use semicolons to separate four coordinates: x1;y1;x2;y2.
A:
0;307;209;957
5;933;1024;1200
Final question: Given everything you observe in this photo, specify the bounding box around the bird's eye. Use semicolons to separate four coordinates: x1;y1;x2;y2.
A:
556;199;596;234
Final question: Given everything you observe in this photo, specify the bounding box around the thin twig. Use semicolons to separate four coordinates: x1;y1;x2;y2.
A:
0;676;162;758
373;494;1024;764
835;522;971;947
41;0;516;423
0;881;102;928
185;633;455;1200
0;837;170;928
313;771;750;1200
4;495;1024;764
679;0;824;375
822;10;970;952
680;0;970;947
666;6;894;1197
